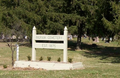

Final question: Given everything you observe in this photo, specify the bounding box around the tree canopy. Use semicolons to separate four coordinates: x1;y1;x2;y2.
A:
0;0;120;48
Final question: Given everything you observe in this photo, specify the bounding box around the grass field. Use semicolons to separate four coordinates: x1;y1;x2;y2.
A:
0;37;120;78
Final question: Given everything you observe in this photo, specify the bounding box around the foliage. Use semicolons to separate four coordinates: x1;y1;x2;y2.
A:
3;64;7;68
68;58;73;63
27;55;31;61
47;57;51;61
0;0;120;49
57;57;61;62
39;56;43;61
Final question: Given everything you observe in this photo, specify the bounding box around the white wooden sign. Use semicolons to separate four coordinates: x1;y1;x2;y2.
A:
36;35;64;41
32;26;68;62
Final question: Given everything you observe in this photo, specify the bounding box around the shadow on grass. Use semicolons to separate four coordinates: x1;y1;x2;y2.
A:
68;40;120;63
19;42;32;47
68;40;77;51
17;40;120;63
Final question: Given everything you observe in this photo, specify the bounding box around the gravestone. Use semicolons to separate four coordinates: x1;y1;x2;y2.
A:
96;36;99;42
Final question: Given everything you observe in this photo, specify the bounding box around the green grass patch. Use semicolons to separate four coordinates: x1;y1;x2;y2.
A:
0;38;120;78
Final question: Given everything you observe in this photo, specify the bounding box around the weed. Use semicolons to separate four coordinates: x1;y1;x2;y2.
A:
3;65;7;68
27;55;31;61
39;56;43;61
68;58;73;63
57;57;61;62
47;57;51;61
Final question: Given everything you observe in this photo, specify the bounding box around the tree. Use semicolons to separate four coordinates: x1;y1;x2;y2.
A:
94;0;120;41
61;0;98;49
1;0;120;51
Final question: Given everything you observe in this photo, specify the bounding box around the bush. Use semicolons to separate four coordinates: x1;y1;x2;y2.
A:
68;58;73;63
47;57;51;61
57;57;61;62
27;55;31;61
39;56;43;61
3;65;7;68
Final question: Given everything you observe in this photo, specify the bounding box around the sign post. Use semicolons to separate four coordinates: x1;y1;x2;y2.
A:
63;27;68;62
32;26;36;61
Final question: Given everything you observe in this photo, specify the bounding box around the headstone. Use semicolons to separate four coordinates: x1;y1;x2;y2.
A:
12;35;16;39
68;35;72;40
96;36;99;42
104;38;106;41
110;37;112;41
25;36;28;39
84;34;87;38
2;34;5;39
73;35;77;38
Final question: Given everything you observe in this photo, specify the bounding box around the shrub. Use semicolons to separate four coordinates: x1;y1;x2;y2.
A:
27;55;31;61
68;58;73;63
39;56;43;61
47;57;51;61
57;57;61;62
3;65;7;68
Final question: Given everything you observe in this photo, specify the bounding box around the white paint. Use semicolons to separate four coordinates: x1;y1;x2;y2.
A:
36;35;64;41
16;44;19;61
14;61;84;70
32;26;68;62
32;26;36;61
63;26;68;62
35;43;64;49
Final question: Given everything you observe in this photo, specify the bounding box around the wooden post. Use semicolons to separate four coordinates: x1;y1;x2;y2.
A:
32;26;36;61
63;26;68;62
16;44;19;61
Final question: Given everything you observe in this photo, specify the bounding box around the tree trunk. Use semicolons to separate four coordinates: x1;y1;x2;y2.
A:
9;39;15;66
18;0;20;6
111;33;115;41
76;32;81;50
11;40;14;66
76;21;83;50
12;51;14;66
88;36;91;40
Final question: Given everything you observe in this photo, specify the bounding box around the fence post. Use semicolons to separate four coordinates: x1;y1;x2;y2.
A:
16;44;19;61
63;26;68;62
32;26;36;61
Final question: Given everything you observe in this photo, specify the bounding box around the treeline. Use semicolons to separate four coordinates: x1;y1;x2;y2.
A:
0;0;120;48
